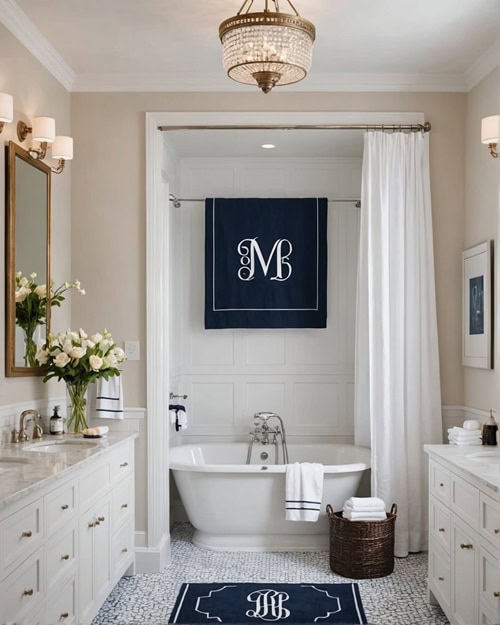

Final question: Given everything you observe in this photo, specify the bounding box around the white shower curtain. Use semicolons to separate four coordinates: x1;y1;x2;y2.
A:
354;131;442;557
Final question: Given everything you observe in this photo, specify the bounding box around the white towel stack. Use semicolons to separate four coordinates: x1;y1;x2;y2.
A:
343;497;386;521
448;423;481;446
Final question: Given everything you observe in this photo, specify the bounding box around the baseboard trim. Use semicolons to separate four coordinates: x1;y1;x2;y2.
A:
134;533;171;574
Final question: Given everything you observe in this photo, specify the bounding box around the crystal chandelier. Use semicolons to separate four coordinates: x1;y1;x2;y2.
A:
219;0;316;94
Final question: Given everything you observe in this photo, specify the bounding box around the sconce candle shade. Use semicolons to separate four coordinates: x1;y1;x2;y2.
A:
32;116;55;143
52;136;73;160
0;92;13;123
481;115;500;144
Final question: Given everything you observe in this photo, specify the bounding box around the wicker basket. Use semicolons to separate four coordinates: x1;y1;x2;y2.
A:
326;503;397;579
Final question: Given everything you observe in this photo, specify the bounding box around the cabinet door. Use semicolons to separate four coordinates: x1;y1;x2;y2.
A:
93;498;111;608
452;516;478;625
480;543;500;622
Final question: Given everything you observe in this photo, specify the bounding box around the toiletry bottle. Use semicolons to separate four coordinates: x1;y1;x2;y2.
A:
482;410;498;446
49;405;63;435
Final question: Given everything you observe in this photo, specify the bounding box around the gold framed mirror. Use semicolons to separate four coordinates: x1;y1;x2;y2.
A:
5;141;51;377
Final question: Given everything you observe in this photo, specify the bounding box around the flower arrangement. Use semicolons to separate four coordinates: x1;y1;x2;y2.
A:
15;271;86;367
36;329;126;432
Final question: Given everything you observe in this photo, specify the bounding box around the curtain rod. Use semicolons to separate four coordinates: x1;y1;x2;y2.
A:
159;122;431;133
169;194;361;209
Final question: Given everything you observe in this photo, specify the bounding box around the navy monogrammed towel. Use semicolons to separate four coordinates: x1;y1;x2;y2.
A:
205;198;328;329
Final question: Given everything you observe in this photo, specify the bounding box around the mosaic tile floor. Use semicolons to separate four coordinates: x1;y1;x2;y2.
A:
92;523;449;625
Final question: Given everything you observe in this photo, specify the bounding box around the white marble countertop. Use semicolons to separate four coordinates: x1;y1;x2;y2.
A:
424;443;500;494
0;432;137;510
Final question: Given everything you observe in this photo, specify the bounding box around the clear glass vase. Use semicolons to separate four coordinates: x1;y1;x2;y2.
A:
66;380;89;433
23;325;38;367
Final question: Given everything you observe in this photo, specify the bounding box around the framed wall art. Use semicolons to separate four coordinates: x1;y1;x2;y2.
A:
462;241;493;369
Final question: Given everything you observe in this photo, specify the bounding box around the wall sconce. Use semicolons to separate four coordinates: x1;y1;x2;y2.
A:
0;92;14;133
481;115;499;159
16;115;73;173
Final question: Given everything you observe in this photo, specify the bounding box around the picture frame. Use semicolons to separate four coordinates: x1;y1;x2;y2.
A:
462;241;493;369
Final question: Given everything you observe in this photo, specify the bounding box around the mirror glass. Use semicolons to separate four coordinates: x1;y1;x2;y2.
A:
6;141;51;376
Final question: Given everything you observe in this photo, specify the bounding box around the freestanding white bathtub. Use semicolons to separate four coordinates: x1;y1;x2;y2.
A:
169;442;371;551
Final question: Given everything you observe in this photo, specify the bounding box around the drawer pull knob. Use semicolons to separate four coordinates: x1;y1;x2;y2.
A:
23;589;34;596
460;543;473;549
121;548;128;553
61;554;70;561
120;462;129;468
494;592;500;598
494;529;500;534
438;528;445;532
88;521;96;528
21;530;32;538
439;483;444;487
121;503;128;509
438;576;444;581
61;612;69;618
98;515;105;522
61;504;69;510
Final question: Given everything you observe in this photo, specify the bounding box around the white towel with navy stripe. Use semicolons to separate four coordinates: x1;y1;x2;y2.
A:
95;375;124;420
285;462;324;522
205;198;328;329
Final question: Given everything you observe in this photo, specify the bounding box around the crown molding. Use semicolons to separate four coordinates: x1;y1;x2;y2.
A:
465;37;500;91
0;0;75;91
72;70;468;93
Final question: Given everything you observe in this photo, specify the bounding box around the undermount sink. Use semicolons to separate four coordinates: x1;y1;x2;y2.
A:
24;440;98;453
466;451;500;464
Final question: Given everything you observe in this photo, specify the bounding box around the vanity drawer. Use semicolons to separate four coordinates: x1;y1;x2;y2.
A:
45;479;77;538
450;472;480;531
109;443;133;484
429;460;450;505
0;546;44;625
429;539;451;612
79;458;111;510
480;543;500;621
112;476;134;533
430;496;451;554
111;518;134;574
46;524;77;595
481;492;500;550
0;499;43;574
46;575;76;625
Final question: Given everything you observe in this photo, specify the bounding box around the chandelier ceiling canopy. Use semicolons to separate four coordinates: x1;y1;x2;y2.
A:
219;0;316;94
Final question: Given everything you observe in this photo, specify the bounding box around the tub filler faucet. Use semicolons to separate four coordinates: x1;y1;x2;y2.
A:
246;412;289;465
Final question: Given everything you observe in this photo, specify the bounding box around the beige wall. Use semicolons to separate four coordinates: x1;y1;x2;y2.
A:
464;66;500;411
0;23;72;406
71;90;467;409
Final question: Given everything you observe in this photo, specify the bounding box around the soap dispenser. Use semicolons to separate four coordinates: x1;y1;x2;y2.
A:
49;405;63;435
482;410;498;446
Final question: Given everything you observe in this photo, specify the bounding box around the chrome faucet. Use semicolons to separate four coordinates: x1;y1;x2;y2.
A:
247;412;289;464
17;409;43;442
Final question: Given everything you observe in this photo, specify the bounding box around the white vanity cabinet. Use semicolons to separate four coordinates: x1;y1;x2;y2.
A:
426;449;500;625
0;435;135;625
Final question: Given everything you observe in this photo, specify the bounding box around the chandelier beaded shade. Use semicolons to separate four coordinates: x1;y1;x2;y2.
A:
219;0;316;94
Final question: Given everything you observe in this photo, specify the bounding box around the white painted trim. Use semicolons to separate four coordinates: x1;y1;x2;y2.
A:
134;534;171;574
465;37;500;91
134;530;148;549
145;112;171;565
72;71;468;93
0;0;75;91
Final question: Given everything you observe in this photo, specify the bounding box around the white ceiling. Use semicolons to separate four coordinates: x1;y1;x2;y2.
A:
2;0;499;92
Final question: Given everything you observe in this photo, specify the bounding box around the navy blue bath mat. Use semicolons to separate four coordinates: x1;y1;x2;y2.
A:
169;582;367;623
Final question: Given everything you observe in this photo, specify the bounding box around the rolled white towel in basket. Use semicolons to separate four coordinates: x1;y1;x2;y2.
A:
343;509;387;521
343;497;386;512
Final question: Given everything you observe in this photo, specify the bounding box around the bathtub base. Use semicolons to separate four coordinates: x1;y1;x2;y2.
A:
192;529;329;552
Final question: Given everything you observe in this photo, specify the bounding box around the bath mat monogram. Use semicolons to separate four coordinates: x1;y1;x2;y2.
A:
169;582;367;623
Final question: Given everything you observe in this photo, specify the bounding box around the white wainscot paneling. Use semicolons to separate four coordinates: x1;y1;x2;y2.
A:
245;331;286;366
191;329;235;366
294;381;352;434
191;382;235;426
245;382;286;417
291;328;339;366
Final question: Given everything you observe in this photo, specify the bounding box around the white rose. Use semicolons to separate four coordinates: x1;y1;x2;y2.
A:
103;354;118;368
70;346;86;359
34;284;47;298
70;331;79;341
83;339;95;349
113;347;126;362
54;352;70;367
91;333;103;344
99;339;112;351
19;277;29;287
30;272;37;280
36;349;49;365
62;340;73;354
89;355;103;371
79;329;88;339
15;287;31;303
16;271;22;279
